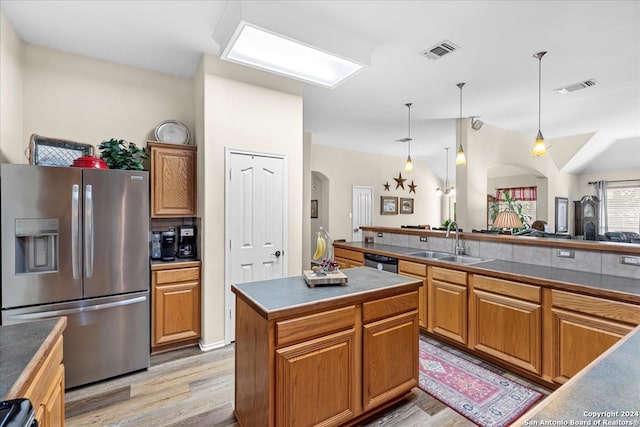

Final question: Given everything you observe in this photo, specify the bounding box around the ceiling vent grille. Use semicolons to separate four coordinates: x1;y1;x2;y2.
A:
555;79;599;94
421;40;460;60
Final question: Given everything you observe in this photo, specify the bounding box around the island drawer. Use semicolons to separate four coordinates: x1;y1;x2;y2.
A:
276;305;356;347
363;291;418;324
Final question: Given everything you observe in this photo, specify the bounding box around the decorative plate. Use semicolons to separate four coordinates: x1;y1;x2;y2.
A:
154;120;190;145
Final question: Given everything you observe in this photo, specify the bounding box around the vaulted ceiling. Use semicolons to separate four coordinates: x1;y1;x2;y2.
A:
2;0;639;181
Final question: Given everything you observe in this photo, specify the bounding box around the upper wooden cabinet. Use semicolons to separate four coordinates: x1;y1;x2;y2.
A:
149;142;197;218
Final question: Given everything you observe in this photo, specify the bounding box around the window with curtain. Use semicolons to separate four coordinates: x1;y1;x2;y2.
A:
606;182;640;232
488;186;537;228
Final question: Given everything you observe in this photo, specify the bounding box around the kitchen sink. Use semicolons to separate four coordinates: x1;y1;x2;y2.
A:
437;255;490;265
404;250;451;259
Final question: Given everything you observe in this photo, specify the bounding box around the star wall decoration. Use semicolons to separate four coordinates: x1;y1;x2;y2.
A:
393;172;406;190
408;180;418;194
383;181;390;191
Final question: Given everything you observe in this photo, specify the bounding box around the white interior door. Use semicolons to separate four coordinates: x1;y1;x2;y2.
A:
352;186;373;241
226;151;286;342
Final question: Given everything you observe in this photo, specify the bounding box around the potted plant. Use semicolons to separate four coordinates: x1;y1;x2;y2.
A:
492;190;532;232
98;138;148;170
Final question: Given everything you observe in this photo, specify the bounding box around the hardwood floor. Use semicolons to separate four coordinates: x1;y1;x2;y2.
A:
65;336;549;426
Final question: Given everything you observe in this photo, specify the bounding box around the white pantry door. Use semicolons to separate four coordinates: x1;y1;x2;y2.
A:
352;186;373;241
226;151;286;342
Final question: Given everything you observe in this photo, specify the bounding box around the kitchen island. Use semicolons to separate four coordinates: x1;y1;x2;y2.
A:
1;317;66;426
232;267;421;427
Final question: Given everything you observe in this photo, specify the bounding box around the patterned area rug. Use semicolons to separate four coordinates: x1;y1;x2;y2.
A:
418;339;543;427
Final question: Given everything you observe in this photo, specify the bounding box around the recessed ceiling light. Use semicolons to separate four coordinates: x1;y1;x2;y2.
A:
221;22;364;88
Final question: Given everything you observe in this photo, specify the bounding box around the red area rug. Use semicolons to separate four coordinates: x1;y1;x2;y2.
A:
418;339;543;427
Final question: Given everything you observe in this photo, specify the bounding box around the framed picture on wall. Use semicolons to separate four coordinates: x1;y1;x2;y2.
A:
380;196;398;215
311;200;318;218
555;197;569;233
400;198;414;214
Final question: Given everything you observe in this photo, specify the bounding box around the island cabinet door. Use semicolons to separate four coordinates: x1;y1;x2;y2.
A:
275;329;358;427
469;275;542;376
361;291;419;412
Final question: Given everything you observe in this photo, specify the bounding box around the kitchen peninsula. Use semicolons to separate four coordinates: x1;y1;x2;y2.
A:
232;267;420;427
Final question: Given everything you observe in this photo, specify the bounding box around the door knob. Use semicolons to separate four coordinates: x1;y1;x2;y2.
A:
271;250;281;258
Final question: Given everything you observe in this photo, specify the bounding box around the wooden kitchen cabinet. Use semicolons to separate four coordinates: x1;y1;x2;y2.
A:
149;142;197;218
24;335;65;427
151;261;201;353
362;292;418;412
428;266;468;345
334;247;364;269
551;290;640;383
399;260;427;329
234;276;419;427
276;325;357;426
469;275;542;376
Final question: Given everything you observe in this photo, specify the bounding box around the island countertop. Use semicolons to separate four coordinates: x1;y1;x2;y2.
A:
514;325;640;426
232;266;421;320
1;317;66;400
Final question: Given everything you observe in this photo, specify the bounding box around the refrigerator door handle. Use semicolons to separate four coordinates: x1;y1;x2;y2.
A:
85;184;94;278
4;296;148;321
72;184;80;279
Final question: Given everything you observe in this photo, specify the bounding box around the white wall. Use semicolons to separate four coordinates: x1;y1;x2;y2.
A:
457;120;576;232
310;144;441;241
198;54;303;347
20;44;193;155
0;12;24;163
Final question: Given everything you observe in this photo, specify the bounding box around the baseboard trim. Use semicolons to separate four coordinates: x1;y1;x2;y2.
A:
199;339;226;352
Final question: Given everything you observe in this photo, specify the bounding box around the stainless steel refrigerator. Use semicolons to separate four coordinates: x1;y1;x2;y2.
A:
1;164;150;388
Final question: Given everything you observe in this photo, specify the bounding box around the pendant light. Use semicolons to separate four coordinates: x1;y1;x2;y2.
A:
436;147;454;195
455;82;467;166
396;103;414;172
531;51;547;157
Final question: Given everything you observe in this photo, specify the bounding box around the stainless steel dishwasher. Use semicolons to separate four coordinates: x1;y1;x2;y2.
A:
364;253;398;273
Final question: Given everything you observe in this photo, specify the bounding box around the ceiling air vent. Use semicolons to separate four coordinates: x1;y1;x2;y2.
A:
554;79;599;94
421;40;460;60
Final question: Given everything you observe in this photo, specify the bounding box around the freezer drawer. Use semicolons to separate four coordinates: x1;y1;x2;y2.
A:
1;292;150;389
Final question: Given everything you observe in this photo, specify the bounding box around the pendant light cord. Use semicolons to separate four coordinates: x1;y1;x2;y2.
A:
534;51;546;133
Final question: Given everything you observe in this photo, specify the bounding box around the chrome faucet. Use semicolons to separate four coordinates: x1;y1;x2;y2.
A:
445;221;465;255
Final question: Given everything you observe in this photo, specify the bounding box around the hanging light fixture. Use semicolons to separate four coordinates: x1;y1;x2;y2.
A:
455;82;467;165
531;51;548;157
396;103;414;172
436;147;455;195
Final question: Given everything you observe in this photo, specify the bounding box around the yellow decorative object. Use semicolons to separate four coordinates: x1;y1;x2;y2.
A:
313;231;326;260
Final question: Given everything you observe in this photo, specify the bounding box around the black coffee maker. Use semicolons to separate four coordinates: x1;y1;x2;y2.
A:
161;228;176;261
177;225;196;258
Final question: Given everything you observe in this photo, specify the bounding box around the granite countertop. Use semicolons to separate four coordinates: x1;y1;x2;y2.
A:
336;242;640;302
232;267;420;320
515;325;640;426
150;257;200;266
1;317;66;399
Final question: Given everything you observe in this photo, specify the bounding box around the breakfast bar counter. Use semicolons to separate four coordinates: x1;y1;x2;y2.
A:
232;267;421;427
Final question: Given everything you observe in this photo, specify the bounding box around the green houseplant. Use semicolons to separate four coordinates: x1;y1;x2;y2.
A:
98;138;148;170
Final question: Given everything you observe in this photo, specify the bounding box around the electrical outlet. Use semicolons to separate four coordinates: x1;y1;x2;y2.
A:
557;249;575;259
377;232;383;237
620;256;640;266
419;236;428;242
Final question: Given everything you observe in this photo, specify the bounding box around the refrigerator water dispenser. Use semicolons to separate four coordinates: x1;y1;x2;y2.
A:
14;218;59;274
